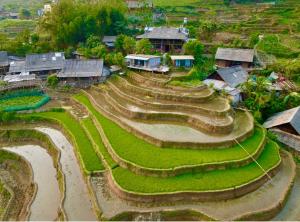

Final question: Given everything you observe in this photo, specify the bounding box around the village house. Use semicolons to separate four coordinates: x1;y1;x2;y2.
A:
136;27;189;52
125;54;169;73
215;48;255;68
207;65;249;88
57;59;109;87
264;106;300;135
25;52;65;78
102;36;117;48
0;51;9;75
170;55;194;68
8;61;26;74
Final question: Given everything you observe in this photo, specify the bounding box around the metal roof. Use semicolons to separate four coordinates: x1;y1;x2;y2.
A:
25;52;65;72
264;106;300;134
125;54;160;61
58;59;104;78
4;74;36;83
0;51;8;67
8;61;25;73
136;27;188;40
102;36;117;43
215;48;255;63
216;65;248;88
170;55;194;60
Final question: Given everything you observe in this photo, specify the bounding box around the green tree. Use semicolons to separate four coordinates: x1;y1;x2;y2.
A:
47;74;59;88
183;40;204;65
135;39;153;54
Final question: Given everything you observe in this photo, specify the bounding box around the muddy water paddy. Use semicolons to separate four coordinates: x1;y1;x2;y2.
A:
3;145;60;221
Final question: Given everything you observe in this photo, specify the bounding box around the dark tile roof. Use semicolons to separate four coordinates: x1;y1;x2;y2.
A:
25;52;65;72
264;106;300;134
215;48;255;63
136;27;188;40
216;65;248;88
0;51;9;67
58;59;104;78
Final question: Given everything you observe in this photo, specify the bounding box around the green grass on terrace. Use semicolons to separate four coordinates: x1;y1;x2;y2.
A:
74;93;266;170
81;117;117;168
21;111;104;173
112;141;280;193
0;96;44;110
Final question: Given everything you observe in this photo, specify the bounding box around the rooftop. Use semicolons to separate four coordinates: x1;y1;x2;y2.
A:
102;36;117;43
8;61;25;73
170;55;194;60
137;27;188;40
216;65;248;88
0;51;9;67
263;106;300;134
125;54;161;61
25;52;65;72
215;48;255;63
58;59;104;78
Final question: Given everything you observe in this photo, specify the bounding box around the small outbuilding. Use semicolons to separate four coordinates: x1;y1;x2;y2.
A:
215;48;255;68
102;36;117;48
170;55;194;68
263;106;300;135
0;51;9;75
57;59;106;87
125;54;169;73
208;65;248;88
8;61;25;74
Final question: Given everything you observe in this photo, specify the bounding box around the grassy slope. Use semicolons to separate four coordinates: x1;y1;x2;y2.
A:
75;93;265;170
112;141;280;193
23;111;104;173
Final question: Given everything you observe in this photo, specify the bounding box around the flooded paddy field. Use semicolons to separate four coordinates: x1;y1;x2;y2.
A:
3;145;60;221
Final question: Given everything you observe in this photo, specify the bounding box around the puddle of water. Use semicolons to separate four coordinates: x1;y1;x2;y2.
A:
36;127;97;221
3;145;60;221
273;166;300;221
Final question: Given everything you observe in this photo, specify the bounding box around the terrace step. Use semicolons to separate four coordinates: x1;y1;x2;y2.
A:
85;89;254;149
107;78;231;116
95;85;234;135
75;93;266;177
111;76;215;104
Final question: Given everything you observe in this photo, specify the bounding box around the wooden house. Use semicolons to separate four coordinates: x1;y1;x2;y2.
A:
170;55;194;68
136;27;188;53
264;106;300;135
25;52;65;78
57;59;108;87
215;48;255;68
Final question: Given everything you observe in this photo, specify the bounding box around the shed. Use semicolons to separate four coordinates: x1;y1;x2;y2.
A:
170;55;194;68
8;61;25;74
263;106;300;135
215;48;255;68
102;36;117;48
208;65;248;88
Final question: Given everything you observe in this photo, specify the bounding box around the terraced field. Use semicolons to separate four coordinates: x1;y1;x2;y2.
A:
69;71;287;205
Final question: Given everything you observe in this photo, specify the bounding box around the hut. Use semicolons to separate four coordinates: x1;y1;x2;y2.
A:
102;36;117;48
170;55;194;68
57;59;107;87
215;48;255;68
136;27;188;52
264;106;300;135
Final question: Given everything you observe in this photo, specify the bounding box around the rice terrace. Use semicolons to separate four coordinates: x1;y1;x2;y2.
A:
0;0;299;221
